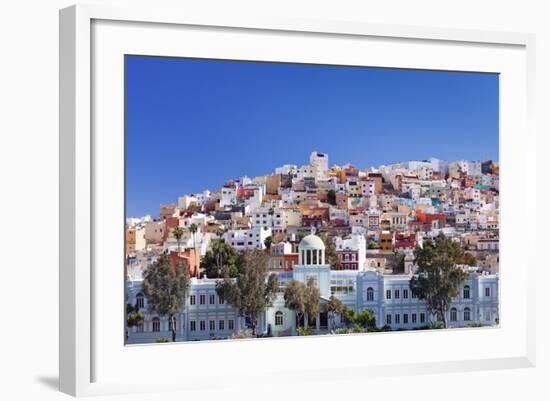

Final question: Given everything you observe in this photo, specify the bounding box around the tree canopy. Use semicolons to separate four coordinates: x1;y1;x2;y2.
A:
325;295;346;330
327;189;337;206
345;308;376;330
409;233;469;328
284;277;320;329
319;233;341;269
201;240;241;278
215;250;279;335
143;254;190;341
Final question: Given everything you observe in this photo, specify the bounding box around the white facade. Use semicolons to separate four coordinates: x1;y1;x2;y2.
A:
127;234;499;344
220;185;237;207
309;151;329;180
224;226;272;250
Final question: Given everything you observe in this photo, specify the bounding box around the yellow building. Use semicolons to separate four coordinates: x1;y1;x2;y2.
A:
379;231;393;252
126;227;146;255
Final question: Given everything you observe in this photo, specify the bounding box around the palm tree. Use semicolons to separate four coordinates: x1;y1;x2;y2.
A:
268;207;275;240
189;223;199;274
216;226;225;241
172;226;185;253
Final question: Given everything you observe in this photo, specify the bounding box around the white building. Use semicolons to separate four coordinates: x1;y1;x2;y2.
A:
224;226;272;250
177;195;198;210
220;184;237;207
334;233;367;270
127;234;499;343
250;206;284;233
310;151;329;181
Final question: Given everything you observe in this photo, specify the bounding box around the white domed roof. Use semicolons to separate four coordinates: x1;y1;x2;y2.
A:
299;234;325;250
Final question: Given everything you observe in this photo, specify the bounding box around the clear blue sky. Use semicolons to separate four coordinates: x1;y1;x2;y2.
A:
126;55;499;218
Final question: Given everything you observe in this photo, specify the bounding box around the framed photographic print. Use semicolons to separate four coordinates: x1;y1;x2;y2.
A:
60;4;536;397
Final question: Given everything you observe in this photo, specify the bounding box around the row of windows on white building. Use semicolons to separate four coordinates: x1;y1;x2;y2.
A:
135;293;225;309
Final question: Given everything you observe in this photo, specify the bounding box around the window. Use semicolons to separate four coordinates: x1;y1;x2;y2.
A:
412;291;417;299
485;310;491;321
386;289;391;299
199;320;206;331
219;320;225;330
395;314;400;324
386;314;392;325
275;311;284;326
366;287;374;301
463;285;471;299
394;289;400;299
190;295;196;305
450;308;458;321
464;308;471;321
209;320;215;331
485;287;491;297
218;296;225;305
210;294;215;304
190;320;196;331
420;313;426;323
412;313;417;323
228;319;234;330
152;317;160;332
403;314;408;324
136;323;144;333
136;293;144;309
403;289;409;299
199;294;206;304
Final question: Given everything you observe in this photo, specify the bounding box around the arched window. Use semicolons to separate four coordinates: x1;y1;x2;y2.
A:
463;285;470;299
275;311;284;326
152;317;161;332
136;293;144;309
450;308;457;321
367;287;374;301
464;308;471;321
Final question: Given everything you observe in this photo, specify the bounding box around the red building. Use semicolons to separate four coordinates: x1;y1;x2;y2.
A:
394;233;416;251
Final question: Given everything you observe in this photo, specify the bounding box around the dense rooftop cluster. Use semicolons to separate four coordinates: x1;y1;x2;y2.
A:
126;151;499;279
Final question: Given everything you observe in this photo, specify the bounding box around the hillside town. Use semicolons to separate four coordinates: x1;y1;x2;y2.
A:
126;151;499;343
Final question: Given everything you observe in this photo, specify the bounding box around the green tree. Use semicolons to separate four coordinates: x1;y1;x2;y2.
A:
143;255;190;342
172;226;185;253
304;277;321;327
264;235;273;250
215;250;279;336
284;277;320;329
344;308;376;330
326;295;346;330
327;189;337;206
283;280;306;328
389;251;405;273
215;226;225;240
409;233;470;328
462;252;477;267
319;233;341;269
201;240;240;278
268;207;275;232
126;303;144;341
367;240;380;250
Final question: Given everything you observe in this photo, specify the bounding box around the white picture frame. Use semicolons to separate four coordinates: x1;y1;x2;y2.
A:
59;3;536;397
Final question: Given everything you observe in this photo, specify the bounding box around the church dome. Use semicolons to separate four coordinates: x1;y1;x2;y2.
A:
299;234;325;250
